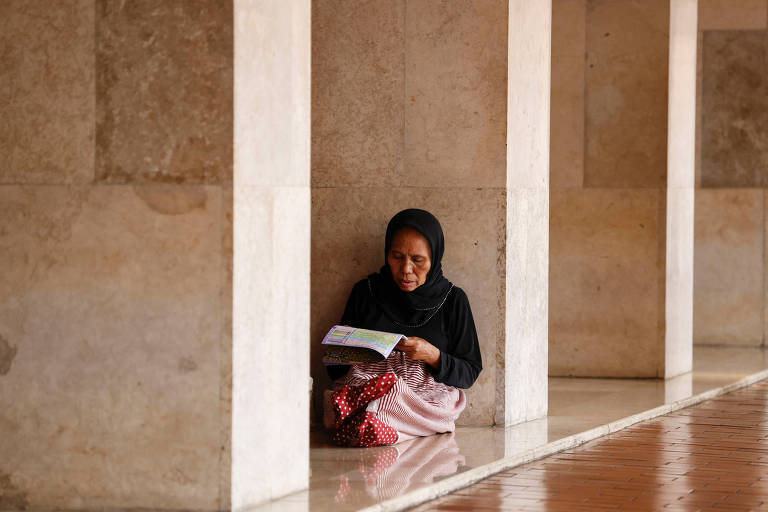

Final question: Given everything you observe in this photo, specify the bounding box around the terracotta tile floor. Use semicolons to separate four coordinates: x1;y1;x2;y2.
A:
412;380;768;511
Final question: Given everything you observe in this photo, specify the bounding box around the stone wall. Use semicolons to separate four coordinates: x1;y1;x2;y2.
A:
694;0;768;347
549;0;671;377
311;0;508;426
0;1;232;509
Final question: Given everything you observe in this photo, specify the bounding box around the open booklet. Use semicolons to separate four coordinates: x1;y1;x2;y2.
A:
322;325;406;365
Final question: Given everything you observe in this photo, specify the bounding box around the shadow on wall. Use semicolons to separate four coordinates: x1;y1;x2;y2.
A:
0;472;29;510
0;334;17;376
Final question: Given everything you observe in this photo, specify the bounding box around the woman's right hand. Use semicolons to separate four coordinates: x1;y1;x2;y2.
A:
396;337;441;369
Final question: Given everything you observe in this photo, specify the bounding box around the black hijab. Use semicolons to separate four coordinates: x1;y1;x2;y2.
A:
367;209;454;328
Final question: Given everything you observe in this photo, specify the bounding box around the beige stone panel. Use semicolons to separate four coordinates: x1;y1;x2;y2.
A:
311;187;505;426
0;0;94;184
0;185;222;509
699;0;768;30
701;30;768;188
693;189;763;346
584;0;669;188
553;0;586;59
311;0;405;187
405;0;508;188
549;189;662;377
551;0;585;189
96;1;233;184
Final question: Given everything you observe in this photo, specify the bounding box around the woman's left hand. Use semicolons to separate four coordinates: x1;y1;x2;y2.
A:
396;337;441;369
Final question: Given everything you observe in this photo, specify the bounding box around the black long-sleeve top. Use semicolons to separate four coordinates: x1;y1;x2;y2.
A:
328;278;482;389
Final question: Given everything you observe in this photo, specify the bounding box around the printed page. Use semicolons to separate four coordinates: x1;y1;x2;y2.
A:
322;325;405;358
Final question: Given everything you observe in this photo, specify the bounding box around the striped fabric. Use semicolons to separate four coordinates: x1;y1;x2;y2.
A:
325;351;466;444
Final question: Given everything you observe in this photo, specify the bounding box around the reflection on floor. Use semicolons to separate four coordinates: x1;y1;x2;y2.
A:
264;346;768;511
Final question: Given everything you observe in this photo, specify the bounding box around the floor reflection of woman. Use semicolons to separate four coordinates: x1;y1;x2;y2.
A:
325;209;482;447
334;433;465;503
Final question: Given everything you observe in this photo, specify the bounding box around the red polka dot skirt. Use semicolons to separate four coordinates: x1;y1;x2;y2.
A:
331;372;399;447
331;372;397;428
333;410;399;447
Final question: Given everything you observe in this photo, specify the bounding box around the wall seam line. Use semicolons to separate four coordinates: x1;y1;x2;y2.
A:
581;0;587;189
93;0;98;186
402;0;407;179
0;182;229;187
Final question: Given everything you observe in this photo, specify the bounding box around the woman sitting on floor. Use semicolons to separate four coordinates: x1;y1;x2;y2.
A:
325;208;482;447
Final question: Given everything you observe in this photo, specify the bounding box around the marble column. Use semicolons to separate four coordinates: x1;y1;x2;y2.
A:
232;0;311;509
499;0;551;425
664;0;697;378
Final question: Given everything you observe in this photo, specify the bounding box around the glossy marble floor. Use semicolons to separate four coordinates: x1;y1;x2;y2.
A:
263;346;768;511
413;378;768;511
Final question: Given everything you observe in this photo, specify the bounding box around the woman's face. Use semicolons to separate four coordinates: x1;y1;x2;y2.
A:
388;227;432;292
